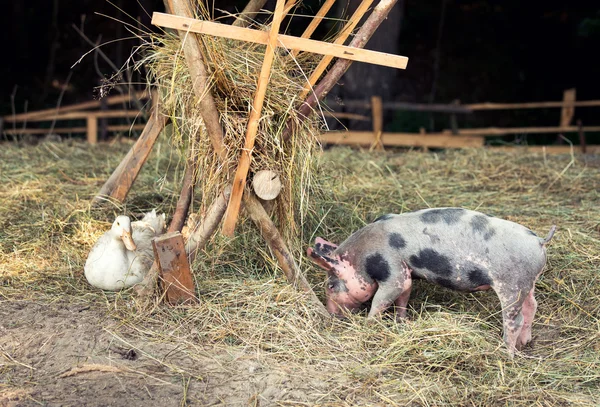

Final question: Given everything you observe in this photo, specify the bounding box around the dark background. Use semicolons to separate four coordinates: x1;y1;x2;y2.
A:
2;0;599;140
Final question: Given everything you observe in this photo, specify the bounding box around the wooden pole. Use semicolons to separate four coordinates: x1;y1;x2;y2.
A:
560;89;577;127
299;0;374;99
222;0;287;237
243;193;329;317
577;120;586;154
370;95;383;151
185;186;231;265
86;115;98;144
167;156;197;233
93;106;168;205
290;0;337;58
232;0;268;27
166;0;227;161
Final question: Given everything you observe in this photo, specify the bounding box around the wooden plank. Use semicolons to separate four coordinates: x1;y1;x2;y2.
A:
466;100;600;110
290;0;337;58
560;88;576;127
320;131;484;148
5;91;147;121
86;116;98;144
93;110;167;204
2;124;146;135
371;95;383;150
8;110;143;123
322;111;370;121
152;232;196;304
299;0;374;99
455;126;600;136
3;126;88;135
488;145;600;154
222;0;287;237
334;99;473;114
151;12;409;70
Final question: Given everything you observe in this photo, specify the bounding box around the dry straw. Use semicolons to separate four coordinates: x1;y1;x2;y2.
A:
137;4;326;264
1;139;599;405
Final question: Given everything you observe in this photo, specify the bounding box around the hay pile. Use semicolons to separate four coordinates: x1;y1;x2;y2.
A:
138;5;325;262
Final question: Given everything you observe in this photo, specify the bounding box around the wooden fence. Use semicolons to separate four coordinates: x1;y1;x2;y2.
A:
323;89;600;153
1;91;148;144
2;89;599;153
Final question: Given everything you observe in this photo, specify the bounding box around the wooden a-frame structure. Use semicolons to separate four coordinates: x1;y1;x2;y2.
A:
94;0;408;314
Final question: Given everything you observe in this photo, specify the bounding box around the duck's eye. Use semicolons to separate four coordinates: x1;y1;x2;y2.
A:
117;222;120;226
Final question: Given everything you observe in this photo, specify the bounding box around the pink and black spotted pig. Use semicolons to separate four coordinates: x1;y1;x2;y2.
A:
307;207;556;356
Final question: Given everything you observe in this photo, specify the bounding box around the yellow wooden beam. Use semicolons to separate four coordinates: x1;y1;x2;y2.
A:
151;12;409;70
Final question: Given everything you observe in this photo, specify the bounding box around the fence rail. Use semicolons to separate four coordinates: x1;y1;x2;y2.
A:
324;89;599;152
2;89;599;153
2;91;149;144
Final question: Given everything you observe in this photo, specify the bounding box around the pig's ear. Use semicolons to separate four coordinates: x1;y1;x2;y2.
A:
314;237;338;257
306;247;337;271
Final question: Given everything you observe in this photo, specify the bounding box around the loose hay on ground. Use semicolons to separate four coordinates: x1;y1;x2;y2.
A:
1;139;599;405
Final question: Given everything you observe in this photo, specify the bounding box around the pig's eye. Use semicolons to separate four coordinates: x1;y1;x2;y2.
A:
327;282;335;290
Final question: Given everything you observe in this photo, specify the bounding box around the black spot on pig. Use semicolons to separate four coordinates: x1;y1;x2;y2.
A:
435;277;458;290
526;229;538;237
374;214;394;223
409;249;452;277
365;253;391;282
420;208;465;225
468;268;492;287
470;215;496;240
315;242;337;256
389;233;407;249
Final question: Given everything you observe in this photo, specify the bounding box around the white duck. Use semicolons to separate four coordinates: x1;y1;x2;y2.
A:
84;210;166;290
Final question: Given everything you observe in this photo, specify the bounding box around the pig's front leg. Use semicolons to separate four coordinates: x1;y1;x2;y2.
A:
367;262;413;319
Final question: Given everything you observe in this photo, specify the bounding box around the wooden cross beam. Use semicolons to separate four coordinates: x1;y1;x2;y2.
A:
152;12;409;70
151;1;409;236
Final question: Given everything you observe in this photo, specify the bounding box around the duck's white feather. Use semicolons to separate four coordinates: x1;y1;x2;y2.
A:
84;211;165;290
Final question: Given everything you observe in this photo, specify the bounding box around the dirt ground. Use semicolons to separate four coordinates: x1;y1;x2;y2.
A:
0;300;351;407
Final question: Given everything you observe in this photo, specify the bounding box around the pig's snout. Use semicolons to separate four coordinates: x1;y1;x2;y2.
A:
326;299;344;315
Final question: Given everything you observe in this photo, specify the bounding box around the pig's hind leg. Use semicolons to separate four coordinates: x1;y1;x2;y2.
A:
517;287;537;348
496;286;534;357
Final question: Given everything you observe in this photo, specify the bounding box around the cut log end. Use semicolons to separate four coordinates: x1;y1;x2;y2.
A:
252;170;282;200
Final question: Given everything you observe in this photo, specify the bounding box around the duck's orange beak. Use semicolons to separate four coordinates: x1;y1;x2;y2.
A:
121;230;137;251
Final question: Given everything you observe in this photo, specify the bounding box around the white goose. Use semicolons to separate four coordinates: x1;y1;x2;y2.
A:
84;210;166;290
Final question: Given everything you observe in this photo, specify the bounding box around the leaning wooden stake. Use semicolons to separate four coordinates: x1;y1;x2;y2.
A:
232;0;268;27
243;193;329;317
167;0;227;160
185;186;232;265
168;155;197;233
222;0;287;237
93;105;168;205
